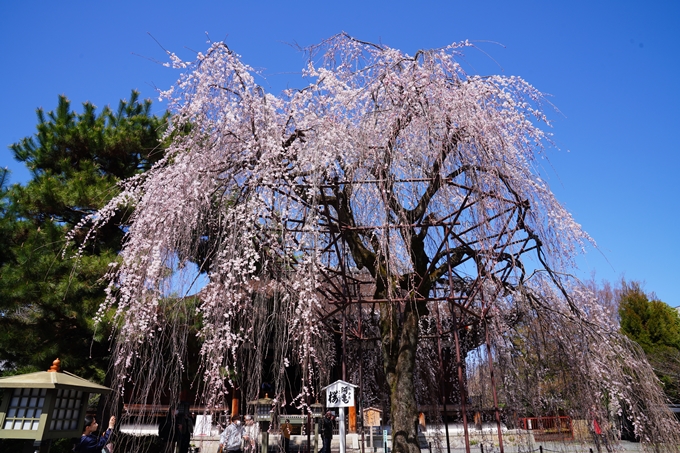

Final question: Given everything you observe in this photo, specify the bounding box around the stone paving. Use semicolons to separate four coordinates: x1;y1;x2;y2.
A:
183;435;646;453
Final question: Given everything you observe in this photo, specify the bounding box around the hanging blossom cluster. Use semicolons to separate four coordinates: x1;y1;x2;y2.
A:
483;274;680;446
71;34;679;449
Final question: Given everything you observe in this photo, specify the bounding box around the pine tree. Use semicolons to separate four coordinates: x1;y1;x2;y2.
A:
0;92;167;381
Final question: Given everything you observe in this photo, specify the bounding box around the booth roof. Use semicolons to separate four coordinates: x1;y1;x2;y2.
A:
0;371;111;393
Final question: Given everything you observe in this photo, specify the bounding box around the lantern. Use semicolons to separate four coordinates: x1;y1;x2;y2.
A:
311;401;324;419
0;359;111;451
247;393;273;422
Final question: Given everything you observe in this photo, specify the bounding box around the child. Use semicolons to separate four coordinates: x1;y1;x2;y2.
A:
73;415;115;453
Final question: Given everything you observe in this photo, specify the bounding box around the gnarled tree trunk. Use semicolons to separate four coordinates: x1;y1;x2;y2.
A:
382;302;420;453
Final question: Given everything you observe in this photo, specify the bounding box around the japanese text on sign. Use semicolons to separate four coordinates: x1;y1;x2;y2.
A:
325;380;355;408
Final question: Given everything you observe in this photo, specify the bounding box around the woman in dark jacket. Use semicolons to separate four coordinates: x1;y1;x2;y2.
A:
73;415;115;452
321;411;335;453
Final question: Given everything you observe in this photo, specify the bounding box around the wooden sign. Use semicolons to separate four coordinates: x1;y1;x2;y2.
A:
324;380;357;408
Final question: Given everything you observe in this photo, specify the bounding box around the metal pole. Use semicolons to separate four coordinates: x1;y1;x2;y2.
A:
435;301;451;453
342;307;347;382
444;227;470;453
452;309;470;453
483;318;504;453
359;300;366;453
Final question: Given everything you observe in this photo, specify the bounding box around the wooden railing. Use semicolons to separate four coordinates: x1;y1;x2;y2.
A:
122;404;229;416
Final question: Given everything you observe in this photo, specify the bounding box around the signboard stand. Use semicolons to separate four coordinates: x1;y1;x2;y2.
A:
339;407;346;453
322;380;358;453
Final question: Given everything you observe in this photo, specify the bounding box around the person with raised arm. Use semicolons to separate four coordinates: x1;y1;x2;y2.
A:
73;415;115;453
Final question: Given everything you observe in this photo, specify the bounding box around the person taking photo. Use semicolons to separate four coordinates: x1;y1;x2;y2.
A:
73;415;115;453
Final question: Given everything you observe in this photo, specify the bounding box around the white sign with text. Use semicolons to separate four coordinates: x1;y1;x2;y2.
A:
324;380;357;408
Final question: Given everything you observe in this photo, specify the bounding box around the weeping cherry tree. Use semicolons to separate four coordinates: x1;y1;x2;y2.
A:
73;34;680;453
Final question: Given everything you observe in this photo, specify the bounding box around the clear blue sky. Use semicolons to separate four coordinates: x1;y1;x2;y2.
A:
1;1;678;305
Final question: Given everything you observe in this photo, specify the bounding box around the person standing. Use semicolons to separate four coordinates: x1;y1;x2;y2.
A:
73;415;116;453
321;411;335;453
221;415;244;453
280;418;293;453
243;414;260;453
178;411;194;453
160;408;181;452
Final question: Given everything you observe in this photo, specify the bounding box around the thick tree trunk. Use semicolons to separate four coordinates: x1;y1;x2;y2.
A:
381;302;420;453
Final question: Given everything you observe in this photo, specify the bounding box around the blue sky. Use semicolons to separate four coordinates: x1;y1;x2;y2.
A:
1;0;678;305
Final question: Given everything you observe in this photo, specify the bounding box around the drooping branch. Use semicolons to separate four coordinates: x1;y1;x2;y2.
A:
406;129;463;224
